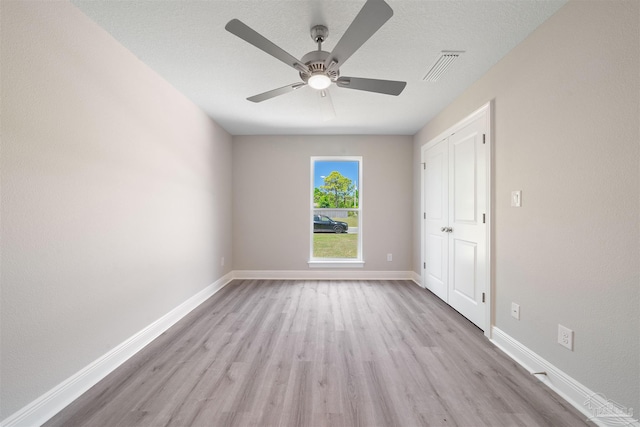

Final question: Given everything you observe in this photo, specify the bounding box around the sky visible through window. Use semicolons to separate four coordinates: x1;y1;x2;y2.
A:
314;161;359;190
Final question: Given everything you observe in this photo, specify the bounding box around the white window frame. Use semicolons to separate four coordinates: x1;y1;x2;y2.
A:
309;156;364;268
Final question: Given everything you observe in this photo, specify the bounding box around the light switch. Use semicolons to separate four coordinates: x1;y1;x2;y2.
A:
511;190;522;207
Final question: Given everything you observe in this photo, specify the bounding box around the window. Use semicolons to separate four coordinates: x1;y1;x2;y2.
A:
309;157;363;267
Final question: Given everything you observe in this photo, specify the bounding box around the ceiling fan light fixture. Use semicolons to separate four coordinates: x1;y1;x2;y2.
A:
308;73;332;90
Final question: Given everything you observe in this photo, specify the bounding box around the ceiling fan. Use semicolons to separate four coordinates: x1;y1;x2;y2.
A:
225;0;407;105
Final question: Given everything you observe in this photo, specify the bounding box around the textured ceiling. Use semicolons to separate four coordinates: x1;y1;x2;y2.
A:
71;0;567;136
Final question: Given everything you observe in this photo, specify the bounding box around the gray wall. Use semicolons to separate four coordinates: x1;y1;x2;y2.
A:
233;135;413;272
413;0;639;411
1;1;233;418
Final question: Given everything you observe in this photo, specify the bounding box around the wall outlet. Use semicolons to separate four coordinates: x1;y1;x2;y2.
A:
558;324;573;350
511;302;520;320
387;253;392;262
220;257;225;267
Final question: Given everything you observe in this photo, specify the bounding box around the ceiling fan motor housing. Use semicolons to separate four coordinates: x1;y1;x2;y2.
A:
299;50;339;83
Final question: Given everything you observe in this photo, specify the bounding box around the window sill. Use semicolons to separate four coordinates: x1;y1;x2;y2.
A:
308;260;365;269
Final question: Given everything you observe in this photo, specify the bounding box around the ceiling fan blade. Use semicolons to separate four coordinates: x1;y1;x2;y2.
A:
336;76;406;96
226;19;310;74
317;89;336;121
247;83;306;103
324;0;393;72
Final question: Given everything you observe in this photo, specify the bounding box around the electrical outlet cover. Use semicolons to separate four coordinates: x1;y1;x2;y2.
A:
558;324;573;350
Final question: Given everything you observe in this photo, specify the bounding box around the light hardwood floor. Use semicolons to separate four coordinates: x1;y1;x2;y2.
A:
45;280;589;427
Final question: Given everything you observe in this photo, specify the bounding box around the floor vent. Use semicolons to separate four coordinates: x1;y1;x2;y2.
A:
423;51;464;82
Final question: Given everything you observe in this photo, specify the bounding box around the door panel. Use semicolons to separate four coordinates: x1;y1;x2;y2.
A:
452;239;477;302
426;153;444;220
452;133;477;224
423;140;448;301
447;116;486;329
427;235;445;281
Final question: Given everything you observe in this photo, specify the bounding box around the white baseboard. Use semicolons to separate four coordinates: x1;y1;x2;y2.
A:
232;269;417;281
410;270;422;287
1;272;234;427
491;327;639;427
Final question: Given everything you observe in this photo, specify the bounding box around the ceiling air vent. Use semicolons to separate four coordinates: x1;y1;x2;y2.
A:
423;51;465;82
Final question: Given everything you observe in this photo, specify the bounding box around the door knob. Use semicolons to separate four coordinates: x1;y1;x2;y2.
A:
446;227;453;233
441;227;447;232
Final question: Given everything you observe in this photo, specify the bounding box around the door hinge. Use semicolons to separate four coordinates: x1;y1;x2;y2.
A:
423;262;426;269
482;134;486;144
422;162;426;170
424;212;426;219
482;292;486;303
482;213;485;224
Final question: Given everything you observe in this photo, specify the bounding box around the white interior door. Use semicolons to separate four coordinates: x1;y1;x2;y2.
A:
447;117;486;329
423;139;448;301
422;108;488;331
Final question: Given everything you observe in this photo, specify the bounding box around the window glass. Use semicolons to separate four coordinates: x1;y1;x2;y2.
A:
311;158;362;261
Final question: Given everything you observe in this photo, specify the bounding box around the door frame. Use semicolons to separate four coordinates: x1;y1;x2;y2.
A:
421;101;493;338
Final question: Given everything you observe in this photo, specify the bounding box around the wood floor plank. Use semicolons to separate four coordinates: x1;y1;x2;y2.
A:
252;360;291;427
45;280;589;427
